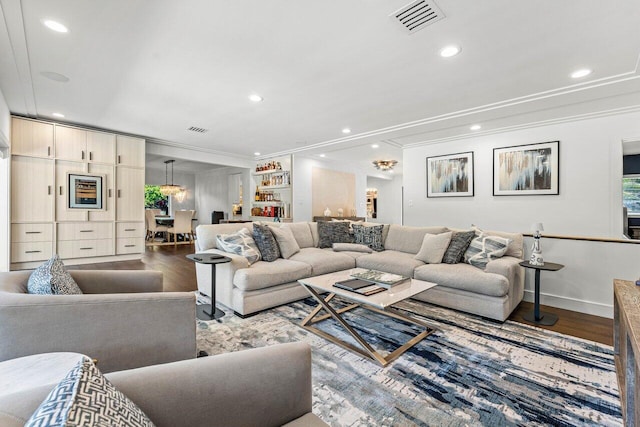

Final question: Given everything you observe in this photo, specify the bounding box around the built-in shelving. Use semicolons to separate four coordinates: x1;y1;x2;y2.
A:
250;155;292;221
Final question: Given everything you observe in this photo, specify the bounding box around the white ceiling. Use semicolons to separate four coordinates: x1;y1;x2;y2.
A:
1;0;640;175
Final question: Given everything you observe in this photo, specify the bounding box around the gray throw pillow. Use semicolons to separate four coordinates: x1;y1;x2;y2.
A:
27;255;83;295
25;357;155;427
269;226;301;259
253;224;280;262
352;224;384;251
317;221;354;249
216;228;261;265
414;232;453;264
442;230;476;264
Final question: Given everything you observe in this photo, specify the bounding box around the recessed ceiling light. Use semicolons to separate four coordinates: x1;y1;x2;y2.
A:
470;124;481;131
342;128;351;134
42;19;68;33
249;94;263;102
371;144;379;149
440;45;461;58
52;112;65;118
570;68;592;79
254;152;261;156
319;154;326;158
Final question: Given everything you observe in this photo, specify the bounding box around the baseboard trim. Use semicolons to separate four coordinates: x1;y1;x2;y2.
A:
523;290;613;319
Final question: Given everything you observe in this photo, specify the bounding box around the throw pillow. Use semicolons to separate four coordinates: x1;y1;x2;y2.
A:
414;231;453;264
442;230;476;264
269;226;301;259
332;243;373;253
317;221;354;248
253;224;280;262
216;228;261;265
27;255;83;295
464;232;512;269
352;224;384;251
25;357;155;427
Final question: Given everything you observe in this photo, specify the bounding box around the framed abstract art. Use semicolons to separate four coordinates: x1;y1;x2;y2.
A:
426;152;474;197
493;141;559;196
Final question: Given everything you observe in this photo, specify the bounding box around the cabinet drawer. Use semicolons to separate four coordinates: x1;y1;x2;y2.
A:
11;242;53;263
116;238;144;254
57;222;114;240
58;239;114;259
116;222;145;238
11;223;53;243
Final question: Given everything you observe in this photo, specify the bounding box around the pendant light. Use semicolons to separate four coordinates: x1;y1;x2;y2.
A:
159;160;182;196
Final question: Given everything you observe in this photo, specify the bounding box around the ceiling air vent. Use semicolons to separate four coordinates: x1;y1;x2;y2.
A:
391;0;445;34
187;126;208;133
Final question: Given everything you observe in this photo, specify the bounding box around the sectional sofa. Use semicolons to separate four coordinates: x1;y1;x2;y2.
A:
194;222;524;321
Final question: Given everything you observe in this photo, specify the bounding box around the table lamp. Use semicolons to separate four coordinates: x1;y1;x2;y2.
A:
529;223;544;266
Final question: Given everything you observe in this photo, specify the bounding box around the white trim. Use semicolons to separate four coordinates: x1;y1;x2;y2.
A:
523;290;613;319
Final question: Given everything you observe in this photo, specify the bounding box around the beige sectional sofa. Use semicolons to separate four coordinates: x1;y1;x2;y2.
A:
195;222;524;321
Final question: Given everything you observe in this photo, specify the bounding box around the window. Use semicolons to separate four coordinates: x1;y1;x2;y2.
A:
623;176;640;214
144;185;169;214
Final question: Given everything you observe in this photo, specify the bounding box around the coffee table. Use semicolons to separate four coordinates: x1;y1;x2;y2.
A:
298;268;438;366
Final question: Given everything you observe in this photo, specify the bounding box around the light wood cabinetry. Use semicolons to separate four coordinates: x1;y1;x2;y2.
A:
116;167;145;222
57;222;114;259
116;135;145;167
10;223;53;263
56;125;116;164
87;131;116;164
88;164;115;222
55;161;88;222
11;156;54;222
11;117;54;158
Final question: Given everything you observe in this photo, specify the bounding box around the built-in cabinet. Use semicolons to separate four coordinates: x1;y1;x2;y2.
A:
9;116;145;269
250;155;293;222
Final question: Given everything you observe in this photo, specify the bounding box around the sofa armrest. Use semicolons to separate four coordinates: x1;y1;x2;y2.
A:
69;270;163;293
195;249;249;309
485;256;524;289
0;292;196;372
106;342;314;427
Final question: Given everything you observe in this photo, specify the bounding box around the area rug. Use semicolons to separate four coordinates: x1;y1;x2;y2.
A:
196;297;621;427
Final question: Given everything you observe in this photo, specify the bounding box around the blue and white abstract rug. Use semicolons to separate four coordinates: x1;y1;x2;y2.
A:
196;296;621;426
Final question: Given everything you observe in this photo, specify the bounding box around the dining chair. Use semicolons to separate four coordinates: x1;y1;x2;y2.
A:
146;210;168;241
168;210;194;246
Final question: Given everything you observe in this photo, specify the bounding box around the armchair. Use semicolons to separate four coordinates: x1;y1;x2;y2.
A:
0;269;196;373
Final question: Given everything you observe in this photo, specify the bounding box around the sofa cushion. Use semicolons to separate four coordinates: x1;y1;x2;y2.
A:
270;226;301;259
383;225;448;254
280;223;315;248
234;259;312;291
442;230;475;264
356;250;425;278
414;232;453;264
333;243;372;253
309;222;319;247
289;248;356;276
25;357;154;427
216;228;261;265
253;224;280;262
464;231;512;269
414;263;509;297
28;255;82;295
317;221;354;248
352;224;384;251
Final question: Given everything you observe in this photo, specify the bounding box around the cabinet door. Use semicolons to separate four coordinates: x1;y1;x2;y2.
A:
11;118;54;158
55;161;88;222
87;131;115;164
116;167;144;221
88;164;115;221
11;156;54;222
55;126;87;161
116;136;145;167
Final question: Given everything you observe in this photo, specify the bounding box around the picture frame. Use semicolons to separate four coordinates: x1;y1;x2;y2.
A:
493;141;559;196
67;173;105;210
426;151;474;197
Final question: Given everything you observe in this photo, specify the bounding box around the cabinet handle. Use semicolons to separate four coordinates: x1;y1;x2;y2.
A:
79;230;94;233
118;155;121;164
25;231;42;234
108;189;112;198
47;146;51;157
124;228;136;231
59;186;63;195
25;250;42;254
81;150;85;160
89;152;93;161
47;185;51;195
124;244;135;248
117;189;121;198
80;247;93;250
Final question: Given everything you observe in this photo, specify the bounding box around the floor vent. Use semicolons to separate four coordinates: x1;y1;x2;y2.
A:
187;126;208;133
391;0;445;34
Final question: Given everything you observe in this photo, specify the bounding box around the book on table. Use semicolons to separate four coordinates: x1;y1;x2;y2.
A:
333;278;386;296
350;270;408;288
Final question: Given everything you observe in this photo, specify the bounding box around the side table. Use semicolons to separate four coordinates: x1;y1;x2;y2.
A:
519;260;564;326
187;253;231;320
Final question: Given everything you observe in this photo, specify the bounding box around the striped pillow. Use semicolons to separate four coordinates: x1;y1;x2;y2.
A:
216;228;261;265
464;231;512;269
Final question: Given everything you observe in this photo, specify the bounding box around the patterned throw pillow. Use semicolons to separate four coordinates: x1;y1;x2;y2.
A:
216;228;261;265
25;357;155;427
253;224;280;262
317;221;354;248
441;230;476;264
27;255;83;295
464;231;512;269
352;224;384;252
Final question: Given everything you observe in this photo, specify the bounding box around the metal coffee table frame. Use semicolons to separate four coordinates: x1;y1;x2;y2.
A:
299;271;438;366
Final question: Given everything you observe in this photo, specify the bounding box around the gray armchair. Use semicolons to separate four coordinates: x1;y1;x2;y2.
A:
0;270;196;373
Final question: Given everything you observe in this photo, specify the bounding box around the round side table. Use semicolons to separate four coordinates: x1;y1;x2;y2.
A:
519;260;564;326
187;253;231;320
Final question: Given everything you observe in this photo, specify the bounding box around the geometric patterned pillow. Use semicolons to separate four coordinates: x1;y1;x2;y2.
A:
441;230;476;264
216;228;261;265
317;221;354;249
352;224;384;252
27;254;83;295
25;357;155;427
464;232;512;269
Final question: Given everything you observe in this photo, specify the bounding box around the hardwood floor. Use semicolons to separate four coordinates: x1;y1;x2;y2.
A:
72;245;613;346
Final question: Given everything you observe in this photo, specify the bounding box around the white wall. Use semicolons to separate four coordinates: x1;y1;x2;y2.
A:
403;111;640;318
145;168;196;216
0;89;9;271
367;175;403;225
195;167;250;225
